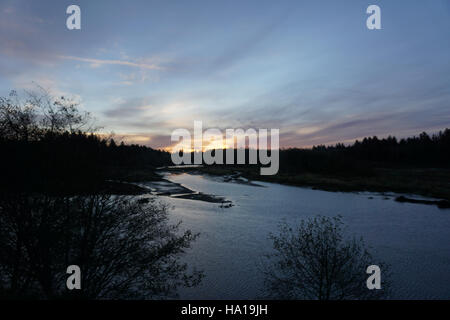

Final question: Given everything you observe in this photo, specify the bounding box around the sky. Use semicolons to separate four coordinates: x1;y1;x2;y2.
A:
0;0;449;149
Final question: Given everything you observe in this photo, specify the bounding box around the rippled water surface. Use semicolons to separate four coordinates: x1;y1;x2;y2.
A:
157;172;450;299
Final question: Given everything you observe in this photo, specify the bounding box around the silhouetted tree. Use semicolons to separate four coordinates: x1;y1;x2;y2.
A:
263;216;390;300
0;87;199;299
0;194;202;299
0;87;94;141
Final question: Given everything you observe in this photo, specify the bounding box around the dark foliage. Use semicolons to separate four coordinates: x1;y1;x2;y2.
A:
0;194;202;299
0;89;171;194
192;129;450;176
263;216;390;300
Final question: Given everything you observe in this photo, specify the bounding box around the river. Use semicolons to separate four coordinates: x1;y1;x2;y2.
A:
145;172;450;299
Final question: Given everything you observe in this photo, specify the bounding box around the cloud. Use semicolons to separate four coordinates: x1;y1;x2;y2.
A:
103;96;165;119
279;106;450;148
58;56;163;70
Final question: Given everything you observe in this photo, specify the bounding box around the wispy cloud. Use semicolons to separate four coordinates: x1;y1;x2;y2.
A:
58;56;163;70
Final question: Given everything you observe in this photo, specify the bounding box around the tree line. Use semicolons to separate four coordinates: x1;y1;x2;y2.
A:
181;129;450;176
0;89;197;299
278;129;450;175
0;89;171;194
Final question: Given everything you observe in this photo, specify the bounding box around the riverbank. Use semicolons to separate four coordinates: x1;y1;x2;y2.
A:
102;164;450;209
162;165;450;204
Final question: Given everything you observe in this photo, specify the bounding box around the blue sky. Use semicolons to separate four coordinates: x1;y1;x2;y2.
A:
0;0;449;148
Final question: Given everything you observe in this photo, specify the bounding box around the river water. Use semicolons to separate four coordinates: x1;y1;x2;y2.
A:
153;172;450;299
